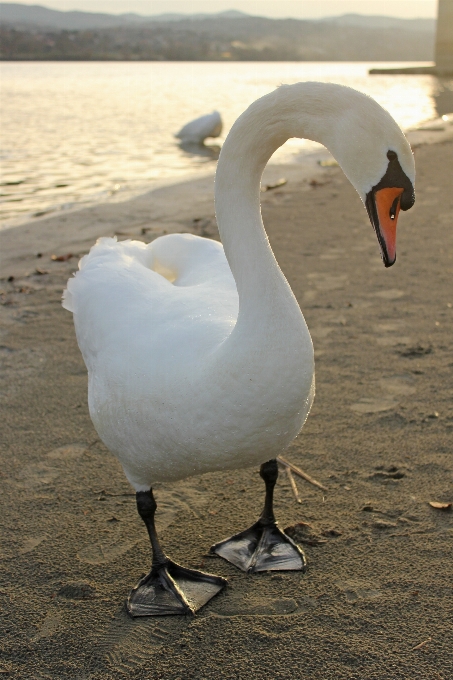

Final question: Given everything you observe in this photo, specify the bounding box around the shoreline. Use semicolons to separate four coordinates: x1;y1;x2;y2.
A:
0;152;331;279
2;58;450;236
1;115;452;281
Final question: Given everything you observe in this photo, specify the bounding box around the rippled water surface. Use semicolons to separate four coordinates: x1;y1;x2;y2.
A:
0;61;443;228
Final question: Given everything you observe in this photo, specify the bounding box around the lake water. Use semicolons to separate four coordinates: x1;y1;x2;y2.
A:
0;61;444;229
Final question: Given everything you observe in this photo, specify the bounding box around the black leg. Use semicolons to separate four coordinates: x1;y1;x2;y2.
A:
259;459;279;524
210;459;307;573
127;489;227;617
136;489;168;567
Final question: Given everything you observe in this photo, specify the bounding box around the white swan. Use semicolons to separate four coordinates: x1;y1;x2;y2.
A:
175;110;222;144
63;82;415;616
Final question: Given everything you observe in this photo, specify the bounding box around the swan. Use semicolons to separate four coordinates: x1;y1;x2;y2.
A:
175;110;223;144
63;82;415;616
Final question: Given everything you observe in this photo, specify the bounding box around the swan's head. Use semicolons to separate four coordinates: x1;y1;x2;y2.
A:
297;83;416;268
363;148;414;267
219;82;415;267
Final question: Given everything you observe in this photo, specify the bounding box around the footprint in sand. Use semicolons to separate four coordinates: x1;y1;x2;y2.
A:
350;398;398;414
14;445;87;489
211;595;300;617
19;535;47;555
99;610;176;675
147;483;208;532
351;373;415;414
77;538;139;565
157;482;208;521
336;580;382;602
16;462;60;487
78;481;209;564
58;581;97;600
33;610;64;641
374;321;412;347
379;375;416;396
47;444;87;460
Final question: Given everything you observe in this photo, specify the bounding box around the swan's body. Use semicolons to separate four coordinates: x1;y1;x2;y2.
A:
63;83;415;611
63;230;313;489
175;110;222;144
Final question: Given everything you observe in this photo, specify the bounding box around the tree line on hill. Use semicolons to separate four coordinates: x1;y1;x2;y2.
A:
0;12;435;61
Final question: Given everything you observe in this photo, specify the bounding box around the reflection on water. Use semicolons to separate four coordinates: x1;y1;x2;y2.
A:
0;61;450;229
177;140;221;159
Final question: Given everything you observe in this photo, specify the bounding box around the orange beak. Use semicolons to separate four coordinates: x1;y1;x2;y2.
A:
366;186;404;267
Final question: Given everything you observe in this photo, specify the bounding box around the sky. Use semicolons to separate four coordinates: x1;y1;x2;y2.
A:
16;1;438;19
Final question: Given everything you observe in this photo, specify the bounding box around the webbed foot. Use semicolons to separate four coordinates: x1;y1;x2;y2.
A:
127;559;226;616
210;459;307;573
128;489;226;617
210;519;306;573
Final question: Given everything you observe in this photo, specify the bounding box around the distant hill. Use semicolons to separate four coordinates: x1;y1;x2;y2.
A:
0;4;249;30
318;13;435;32
0;3;436;61
0;3;141;29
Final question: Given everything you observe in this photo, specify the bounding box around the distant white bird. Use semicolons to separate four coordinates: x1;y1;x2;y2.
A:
63;82;415;617
175;110;222;144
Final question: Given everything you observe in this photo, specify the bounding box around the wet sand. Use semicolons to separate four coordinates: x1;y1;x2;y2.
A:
0;137;452;679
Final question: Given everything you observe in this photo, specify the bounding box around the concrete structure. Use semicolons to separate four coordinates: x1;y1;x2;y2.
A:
435;0;453;75
370;0;453;76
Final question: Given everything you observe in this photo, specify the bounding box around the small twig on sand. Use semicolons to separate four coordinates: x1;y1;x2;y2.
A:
284;466;302;504
412;637;432;651
278;455;328;491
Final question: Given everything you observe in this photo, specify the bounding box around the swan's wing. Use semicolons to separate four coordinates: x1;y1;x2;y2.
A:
148;232;231;288
63;234;238;371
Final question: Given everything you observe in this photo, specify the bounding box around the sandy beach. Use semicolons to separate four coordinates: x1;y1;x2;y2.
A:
0;127;452;679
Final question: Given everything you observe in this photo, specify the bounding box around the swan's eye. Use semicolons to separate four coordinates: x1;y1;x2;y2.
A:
387;150;397;161
389;195;400;220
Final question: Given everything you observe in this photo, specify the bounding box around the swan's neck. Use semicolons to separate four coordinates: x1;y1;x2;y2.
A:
215;84;339;319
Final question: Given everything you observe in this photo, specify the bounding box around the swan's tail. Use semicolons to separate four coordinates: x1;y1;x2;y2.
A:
61;285;73;312
61;236;118;313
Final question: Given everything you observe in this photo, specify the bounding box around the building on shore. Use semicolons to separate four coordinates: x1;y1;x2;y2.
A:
435;0;453;75
370;0;453;76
